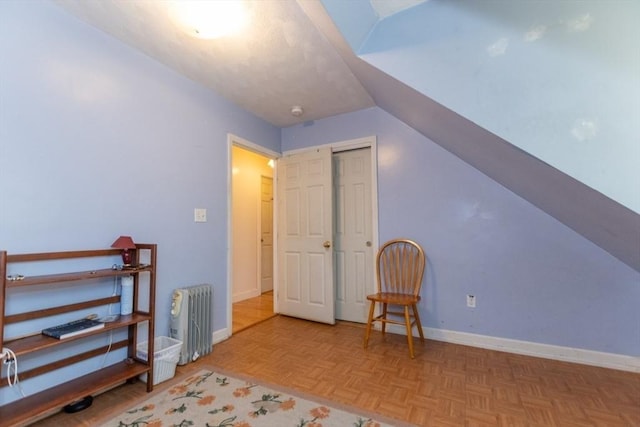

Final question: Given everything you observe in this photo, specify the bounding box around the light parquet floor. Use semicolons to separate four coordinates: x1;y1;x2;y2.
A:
32;315;640;427
232;290;275;333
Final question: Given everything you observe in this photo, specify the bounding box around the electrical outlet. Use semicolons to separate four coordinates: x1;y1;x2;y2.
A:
466;294;476;308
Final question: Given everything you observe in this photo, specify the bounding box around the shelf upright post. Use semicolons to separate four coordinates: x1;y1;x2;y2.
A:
0;251;6;347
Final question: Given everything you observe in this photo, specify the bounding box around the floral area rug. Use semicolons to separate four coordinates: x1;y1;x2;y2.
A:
99;369;403;427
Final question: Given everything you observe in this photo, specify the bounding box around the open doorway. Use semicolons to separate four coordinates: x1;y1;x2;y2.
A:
229;135;278;334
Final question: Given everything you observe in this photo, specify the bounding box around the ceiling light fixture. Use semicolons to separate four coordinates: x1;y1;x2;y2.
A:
169;0;248;39
291;106;304;117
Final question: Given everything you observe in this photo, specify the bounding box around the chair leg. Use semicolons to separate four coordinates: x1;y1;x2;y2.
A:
404;306;415;358
381;303;388;335
363;301;376;349
412;304;425;341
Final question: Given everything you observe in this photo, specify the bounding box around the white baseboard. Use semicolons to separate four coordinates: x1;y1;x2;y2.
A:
212;328;230;345
232;289;260;303
380;324;640;372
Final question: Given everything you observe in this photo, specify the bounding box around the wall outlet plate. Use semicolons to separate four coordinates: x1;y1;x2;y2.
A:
466;294;476;308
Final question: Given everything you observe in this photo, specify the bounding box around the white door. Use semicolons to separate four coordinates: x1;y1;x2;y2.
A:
333;148;373;323
260;176;273;293
277;148;335;324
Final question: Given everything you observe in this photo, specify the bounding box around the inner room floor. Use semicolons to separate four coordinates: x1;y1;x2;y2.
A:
232;290;275;334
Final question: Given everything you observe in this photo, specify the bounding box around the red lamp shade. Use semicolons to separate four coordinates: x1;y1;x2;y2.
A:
111;235;136;266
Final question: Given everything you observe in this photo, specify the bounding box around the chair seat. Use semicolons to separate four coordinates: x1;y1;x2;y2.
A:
366;292;421;305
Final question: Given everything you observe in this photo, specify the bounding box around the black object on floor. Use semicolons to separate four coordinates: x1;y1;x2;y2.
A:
63;395;93;413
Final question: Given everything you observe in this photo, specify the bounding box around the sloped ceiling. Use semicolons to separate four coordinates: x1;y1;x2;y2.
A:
52;0;639;271
370;0;428;19
351;0;640;216
304;0;640;272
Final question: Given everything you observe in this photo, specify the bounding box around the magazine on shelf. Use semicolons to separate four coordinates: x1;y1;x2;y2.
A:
42;318;104;339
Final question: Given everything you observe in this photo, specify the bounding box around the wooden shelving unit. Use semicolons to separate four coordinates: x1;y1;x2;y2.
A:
0;244;156;426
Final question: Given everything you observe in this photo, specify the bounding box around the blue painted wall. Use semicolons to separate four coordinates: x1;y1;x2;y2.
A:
283;108;640;356
0;0;279;403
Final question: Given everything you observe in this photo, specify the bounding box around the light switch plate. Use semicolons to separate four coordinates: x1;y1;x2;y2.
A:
194;208;207;222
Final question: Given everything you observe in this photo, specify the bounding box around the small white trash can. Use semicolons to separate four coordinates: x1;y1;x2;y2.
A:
136;336;183;385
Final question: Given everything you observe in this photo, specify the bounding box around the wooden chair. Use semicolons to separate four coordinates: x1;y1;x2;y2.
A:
363;238;426;358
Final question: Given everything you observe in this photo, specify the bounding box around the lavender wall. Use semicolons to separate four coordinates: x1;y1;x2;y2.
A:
282;108;640;357
0;0;279;403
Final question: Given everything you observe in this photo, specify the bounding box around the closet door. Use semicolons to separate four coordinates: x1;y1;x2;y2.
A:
334;147;373;323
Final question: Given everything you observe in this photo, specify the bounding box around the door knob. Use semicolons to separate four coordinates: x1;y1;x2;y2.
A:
323;241;331;248
366;241;372;247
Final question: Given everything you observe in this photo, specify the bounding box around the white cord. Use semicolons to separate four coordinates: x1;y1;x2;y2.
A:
99;277;120;322
96;278;118;369
2;348;17;386
191;314;201;361
100;331;114;369
109;276;119;315
2;348;26;397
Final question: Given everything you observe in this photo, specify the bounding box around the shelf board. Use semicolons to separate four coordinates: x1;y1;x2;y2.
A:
4;313;152;357
0;360;149;426
6;266;153;288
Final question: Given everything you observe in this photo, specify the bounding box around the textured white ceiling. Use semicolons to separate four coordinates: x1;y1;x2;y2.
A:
53;0;375;127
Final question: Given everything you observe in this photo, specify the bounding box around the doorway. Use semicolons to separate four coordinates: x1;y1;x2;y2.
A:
232;175;275;334
228;135;279;334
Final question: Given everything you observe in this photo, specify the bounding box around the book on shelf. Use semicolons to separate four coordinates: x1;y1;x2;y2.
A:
42;318;104;339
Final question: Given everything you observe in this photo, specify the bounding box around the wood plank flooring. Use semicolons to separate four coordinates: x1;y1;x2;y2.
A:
31;312;640;426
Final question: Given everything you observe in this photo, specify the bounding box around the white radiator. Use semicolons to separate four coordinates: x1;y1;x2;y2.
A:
170;284;213;365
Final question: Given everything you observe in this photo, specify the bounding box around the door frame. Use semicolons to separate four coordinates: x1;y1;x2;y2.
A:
227;133;279;337
276;136;379;320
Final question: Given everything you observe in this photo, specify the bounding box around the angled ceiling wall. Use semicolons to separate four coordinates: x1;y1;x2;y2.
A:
301;0;640;271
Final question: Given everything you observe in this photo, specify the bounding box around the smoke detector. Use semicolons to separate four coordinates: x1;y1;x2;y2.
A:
291;105;304;117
